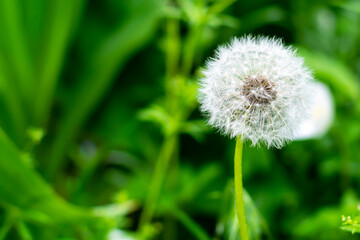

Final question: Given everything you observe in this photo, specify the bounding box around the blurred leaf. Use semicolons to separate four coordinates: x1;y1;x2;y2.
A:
125;163;224;215
0;0;34;104
33;0;87;126
240;6;287;32
318;157;340;177
22;0;45;52
176;164;222;205
181;120;210;142
207;14;241;29
171;207;212;240
294;207;342;239
138;104;177;135
334;0;360;14
208;0;237;15
0;128;90;224
294;190;359;239
46;0;165;179
0;55;26;144
215;181;270;240
298;47;360;101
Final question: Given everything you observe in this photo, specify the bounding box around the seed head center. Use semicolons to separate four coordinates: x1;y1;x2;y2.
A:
241;76;277;105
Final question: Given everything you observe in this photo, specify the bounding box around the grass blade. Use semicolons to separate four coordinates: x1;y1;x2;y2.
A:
33;0;88;126
0;128;90;223
46;0;165;179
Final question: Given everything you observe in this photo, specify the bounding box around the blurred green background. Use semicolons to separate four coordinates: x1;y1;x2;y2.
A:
1;0;360;239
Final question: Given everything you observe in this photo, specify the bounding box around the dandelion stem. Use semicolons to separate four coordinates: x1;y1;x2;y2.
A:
234;136;249;240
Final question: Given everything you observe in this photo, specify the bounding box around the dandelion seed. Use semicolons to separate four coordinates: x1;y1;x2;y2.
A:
198;36;314;148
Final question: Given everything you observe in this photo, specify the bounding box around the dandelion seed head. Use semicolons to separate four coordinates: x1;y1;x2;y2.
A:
198;36;314;148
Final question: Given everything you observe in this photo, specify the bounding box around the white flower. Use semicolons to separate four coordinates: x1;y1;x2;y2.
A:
295;81;334;140
198;36;314;148
107;229;135;240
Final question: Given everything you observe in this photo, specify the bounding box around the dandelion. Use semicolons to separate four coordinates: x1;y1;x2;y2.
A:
295;81;334;140
198;36;314;240
198;36;313;148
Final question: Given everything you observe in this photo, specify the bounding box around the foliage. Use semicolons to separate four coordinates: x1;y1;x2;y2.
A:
0;0;360;239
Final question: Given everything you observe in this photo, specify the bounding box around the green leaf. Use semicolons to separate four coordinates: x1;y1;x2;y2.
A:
46;0;165;179
297;47;360;101
0;53;26;144
0;128;90;224
33;0;88;126
240;6;287;32
180;120;210;142
171;207;212;240
215;181;270;240
334;0;360;15
138;104;174;131
294;190;359;239
0;0;34;104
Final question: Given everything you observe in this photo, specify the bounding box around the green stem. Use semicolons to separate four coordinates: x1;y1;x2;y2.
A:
181;25;200;76
234;136;249;240
138;134;178;229
69;149;107;202
172;207;211;240
0;212;14;240
16;222;33;240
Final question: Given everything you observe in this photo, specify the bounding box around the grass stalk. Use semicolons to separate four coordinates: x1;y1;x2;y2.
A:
138;134;178;229
172;207;212;240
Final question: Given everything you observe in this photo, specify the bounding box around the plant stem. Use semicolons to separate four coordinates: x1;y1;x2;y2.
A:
138;134;178;229
16;222;33;240
172;207;212;240
0;212;14;240
69;149;107;202
181;25;200;76
234;136;249;240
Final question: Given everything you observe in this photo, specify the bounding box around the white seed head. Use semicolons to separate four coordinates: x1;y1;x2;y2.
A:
198;36;314;148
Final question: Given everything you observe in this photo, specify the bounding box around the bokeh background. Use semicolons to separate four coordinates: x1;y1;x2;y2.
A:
1;0;360;239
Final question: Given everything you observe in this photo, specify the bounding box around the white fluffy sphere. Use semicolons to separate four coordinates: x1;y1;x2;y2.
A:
198;36;314;148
